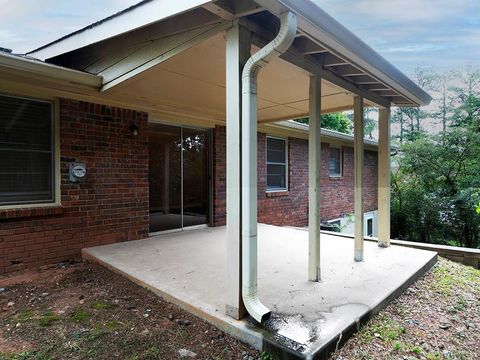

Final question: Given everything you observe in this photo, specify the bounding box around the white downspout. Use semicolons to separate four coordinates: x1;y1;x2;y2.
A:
241;11;297;323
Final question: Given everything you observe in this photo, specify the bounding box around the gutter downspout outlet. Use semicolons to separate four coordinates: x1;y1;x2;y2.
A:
241;11;297;323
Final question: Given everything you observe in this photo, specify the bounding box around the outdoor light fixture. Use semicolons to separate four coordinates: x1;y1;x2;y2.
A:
129;123;139;136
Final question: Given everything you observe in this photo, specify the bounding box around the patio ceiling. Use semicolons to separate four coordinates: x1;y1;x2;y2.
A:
26;0;431;124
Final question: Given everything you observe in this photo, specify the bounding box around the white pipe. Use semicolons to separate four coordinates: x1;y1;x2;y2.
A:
241;11;297;323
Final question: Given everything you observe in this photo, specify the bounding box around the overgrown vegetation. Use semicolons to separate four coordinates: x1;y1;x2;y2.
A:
391;66;480;248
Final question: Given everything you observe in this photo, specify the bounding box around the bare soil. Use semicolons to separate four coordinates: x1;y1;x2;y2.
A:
1;257;478;360
333;258;480;360
0;261;259;360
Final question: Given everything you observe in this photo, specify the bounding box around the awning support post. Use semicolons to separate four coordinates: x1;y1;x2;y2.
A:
354;96;364;261
225;21;250;320
377;107;391;247
308;75;322;281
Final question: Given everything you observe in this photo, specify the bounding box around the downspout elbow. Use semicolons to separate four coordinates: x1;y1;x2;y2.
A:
241;11;297;323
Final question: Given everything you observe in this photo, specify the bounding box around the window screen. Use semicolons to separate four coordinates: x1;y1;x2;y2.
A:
266;137;287;191
0;94;54;206
328;147;342;177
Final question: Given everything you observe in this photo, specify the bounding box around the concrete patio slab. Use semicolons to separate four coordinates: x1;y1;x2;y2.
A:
82;224;437;359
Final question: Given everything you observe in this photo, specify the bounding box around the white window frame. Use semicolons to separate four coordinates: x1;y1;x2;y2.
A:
328;144;343;178
0;92;60;210
265;136;288;192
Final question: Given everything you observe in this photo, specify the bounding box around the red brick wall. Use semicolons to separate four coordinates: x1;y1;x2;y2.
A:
0;99;149;274
212;126;226;226
212;125;378;227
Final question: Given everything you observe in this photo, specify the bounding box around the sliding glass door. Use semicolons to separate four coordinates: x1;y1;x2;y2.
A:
149;123;210;233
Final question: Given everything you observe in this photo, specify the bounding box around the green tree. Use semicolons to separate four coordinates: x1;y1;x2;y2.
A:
391;78;480;248
295;112;352;134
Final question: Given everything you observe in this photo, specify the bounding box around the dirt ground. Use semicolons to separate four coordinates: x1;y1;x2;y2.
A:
333;257;480;360
1;257;479;360
0;261;259;360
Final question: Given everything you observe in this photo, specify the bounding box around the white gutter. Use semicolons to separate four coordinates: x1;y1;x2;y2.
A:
241;10;297;323
254;0;432;106
0;52;102;88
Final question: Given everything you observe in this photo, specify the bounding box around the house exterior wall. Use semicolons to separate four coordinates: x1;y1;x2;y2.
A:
1;105;377;274
0;99;149;274
212;125;378;227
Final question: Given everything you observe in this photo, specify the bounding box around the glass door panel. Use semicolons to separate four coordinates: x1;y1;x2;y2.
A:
149;124;182;232
182;127;210;227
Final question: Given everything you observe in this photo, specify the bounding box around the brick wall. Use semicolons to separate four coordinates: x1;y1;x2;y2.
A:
212;125;378;227
0;99;149;274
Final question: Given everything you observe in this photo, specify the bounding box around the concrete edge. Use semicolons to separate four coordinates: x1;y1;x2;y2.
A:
307;253;438;360
81;248;266;352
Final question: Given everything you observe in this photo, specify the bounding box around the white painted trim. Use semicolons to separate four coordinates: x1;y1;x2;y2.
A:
27;0;213;60
0;52;102;88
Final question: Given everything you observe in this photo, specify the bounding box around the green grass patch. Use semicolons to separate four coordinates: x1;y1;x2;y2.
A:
17;309;34;323
70;308;91;323
38;311;61;327
90;300;117;310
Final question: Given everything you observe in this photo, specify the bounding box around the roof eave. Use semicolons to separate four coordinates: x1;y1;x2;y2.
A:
0;52;102;88
254;0;432;107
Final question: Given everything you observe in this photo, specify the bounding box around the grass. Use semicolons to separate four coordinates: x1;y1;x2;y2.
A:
69;308;91;323
38;311;61;327
90;299;117;310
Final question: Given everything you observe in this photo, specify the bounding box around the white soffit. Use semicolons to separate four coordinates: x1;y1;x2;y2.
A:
27;0;212;60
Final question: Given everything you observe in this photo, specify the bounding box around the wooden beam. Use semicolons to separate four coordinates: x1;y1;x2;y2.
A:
225;21;250;320
243;25;391;108
377;107;391;247
354;96;364;261
203;0;264;20
293;37;328;55
308;76;322;281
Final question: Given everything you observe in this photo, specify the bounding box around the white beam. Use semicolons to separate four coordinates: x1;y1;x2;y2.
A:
354;96;364;261
101;21;229;92
377;107;391;247
225;22;250;320
308;76;322;281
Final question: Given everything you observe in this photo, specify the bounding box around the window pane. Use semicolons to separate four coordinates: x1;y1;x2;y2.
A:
267;137;286;164
267;164;286;190
367;218;373;237
0;95;54;205
328;147;341;176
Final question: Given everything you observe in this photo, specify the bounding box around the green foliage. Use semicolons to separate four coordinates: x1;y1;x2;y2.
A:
70;308;92;323
391;66;480;248
295;112;352;134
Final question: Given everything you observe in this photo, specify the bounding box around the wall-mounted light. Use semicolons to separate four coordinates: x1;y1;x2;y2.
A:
129;123;139;136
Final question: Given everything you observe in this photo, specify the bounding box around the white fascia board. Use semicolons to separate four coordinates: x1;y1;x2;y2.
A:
254;0;432;106
27;0;213;61
0;52;102;88
270;120;379;147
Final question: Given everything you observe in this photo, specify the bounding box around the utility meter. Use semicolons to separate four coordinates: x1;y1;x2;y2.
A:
69;163;87;183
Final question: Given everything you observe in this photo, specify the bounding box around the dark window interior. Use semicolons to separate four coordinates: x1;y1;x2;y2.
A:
266;137;287;191
328;146;342;177
0;94;54;206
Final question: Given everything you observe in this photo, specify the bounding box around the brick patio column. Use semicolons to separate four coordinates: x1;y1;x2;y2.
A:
225;21;250;320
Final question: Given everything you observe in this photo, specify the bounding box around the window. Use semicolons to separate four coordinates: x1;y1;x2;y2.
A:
364;213;375;237
328;146;342;177
0;94;55;206
266;136;287;191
